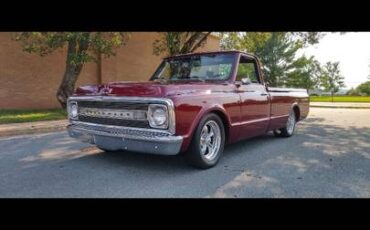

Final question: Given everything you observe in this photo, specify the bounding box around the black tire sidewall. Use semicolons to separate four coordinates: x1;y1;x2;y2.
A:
187;113;225;168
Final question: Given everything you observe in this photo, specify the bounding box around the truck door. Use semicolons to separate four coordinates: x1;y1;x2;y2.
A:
235;55;270;140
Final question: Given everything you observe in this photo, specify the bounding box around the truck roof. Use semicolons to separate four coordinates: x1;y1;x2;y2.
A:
164;50;257;59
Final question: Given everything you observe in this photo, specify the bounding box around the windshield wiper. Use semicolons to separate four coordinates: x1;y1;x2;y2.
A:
187;76;206;82
173;78;205;82
190;78;205;82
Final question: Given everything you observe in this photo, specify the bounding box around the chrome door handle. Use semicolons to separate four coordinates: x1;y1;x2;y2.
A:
260;93;268;96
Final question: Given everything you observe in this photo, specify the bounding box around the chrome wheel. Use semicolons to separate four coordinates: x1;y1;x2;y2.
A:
199;120;221;161
286;110;296;135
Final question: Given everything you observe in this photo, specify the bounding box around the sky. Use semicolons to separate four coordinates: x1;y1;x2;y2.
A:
301;32;370;89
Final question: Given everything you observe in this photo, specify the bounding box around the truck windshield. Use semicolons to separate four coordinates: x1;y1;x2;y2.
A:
151;54;235;81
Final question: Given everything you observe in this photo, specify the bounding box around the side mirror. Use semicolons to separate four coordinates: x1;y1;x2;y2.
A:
241;77;252;85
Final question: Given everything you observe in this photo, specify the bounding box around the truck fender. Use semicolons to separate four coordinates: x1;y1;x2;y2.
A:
187;105;231;142
290;102;300;121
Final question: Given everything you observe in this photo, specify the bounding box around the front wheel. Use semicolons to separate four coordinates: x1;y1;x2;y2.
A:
186;113;225;169
274;109;297;137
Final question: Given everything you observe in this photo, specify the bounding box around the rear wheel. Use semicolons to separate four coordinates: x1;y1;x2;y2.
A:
186;113;225;169
274;109;297;137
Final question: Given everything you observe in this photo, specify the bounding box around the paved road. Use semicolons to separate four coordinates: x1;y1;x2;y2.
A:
1;108;370;198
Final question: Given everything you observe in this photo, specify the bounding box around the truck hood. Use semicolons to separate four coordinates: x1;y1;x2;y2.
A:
75;81;223;97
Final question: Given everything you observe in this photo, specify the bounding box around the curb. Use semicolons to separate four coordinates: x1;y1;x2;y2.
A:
0;120;68;138
310;105;370;109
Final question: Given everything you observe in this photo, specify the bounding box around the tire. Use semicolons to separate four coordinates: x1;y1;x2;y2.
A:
273;109;297;138
186;113;225;169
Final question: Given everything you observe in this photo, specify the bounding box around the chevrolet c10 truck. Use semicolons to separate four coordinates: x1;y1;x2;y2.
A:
67;51;309;169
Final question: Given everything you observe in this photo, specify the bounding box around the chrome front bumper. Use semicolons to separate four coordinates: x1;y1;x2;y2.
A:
67;122;183;155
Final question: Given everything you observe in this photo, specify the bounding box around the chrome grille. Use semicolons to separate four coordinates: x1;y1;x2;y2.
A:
79;107;147;120
77;100;150;128
72;123;170;139
68;96;176;134
77;101;149;110
78;116;150;128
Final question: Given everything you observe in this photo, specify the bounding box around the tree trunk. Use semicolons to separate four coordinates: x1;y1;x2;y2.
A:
331;91;334;102
190;32;211;52
180;32;211;54
56;40;85;108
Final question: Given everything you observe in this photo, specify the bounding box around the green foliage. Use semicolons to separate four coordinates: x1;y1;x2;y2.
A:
356;81;370;95
237;62;258;82
14;32;131;108
153;32;211;56
14;32;130;66
220;32;322;52
0;109;66;124
237;63;255;78
320;61;345;95
257;33;302;86
310;96;370;103
220;32;325;87
220;32;270;52
289;32;325;46
286;56;322;90
346;87;361;96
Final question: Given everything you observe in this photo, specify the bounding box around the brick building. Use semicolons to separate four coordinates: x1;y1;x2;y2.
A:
0;32;220;109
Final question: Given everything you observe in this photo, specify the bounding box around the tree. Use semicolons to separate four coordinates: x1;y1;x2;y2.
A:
220;32;270;51
153;32;211;56
285;55;323;90
356;81;370;95
220;32;323;52
220;32;324;86
256;33;303;86
14;32;130;108
346;87;361;96
320;62;345;102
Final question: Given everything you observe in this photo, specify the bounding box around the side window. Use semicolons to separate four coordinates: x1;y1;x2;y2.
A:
236;56;259;83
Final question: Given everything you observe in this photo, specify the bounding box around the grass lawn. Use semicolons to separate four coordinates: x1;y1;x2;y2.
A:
0;109;67;124
310;96;370;103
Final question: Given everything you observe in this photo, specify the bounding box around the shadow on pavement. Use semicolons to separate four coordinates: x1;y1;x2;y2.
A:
1;115;370;197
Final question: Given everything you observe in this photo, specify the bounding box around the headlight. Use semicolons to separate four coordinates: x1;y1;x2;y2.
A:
148;104;168;129
68;101;78;120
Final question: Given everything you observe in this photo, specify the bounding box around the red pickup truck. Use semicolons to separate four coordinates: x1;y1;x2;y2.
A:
67;51;309;168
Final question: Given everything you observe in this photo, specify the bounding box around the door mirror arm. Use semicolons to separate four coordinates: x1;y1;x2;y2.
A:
235;81;242;88
241;77;252;85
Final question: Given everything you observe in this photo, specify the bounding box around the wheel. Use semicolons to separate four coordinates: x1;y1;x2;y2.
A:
273;109;297;137
186;113;225;169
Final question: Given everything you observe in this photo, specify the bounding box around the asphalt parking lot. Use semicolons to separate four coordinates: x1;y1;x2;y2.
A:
0;108;369;198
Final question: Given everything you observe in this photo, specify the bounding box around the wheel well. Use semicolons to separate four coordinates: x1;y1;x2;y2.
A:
210;111;230;143
293;106;300;121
